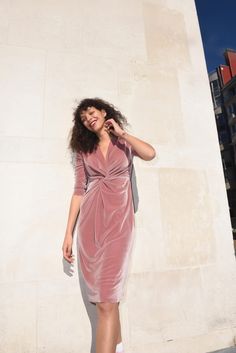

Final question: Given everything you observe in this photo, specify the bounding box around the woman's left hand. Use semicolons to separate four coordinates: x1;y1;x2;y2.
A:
104;118;125;138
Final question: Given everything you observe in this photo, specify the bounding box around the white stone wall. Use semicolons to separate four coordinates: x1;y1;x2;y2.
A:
1;1;236;352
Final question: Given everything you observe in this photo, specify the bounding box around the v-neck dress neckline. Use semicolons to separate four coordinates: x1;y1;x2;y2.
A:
98;136;115;162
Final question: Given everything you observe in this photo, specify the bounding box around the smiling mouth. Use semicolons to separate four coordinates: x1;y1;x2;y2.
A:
89;120;97;128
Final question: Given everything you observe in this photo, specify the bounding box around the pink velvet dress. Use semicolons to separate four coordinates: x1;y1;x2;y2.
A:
74;135;137;303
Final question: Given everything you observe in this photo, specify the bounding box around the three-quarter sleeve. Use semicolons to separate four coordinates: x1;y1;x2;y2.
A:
73;151;88;196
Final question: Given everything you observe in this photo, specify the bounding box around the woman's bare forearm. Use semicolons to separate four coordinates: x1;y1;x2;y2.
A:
122;132;156;161
65;194;84;237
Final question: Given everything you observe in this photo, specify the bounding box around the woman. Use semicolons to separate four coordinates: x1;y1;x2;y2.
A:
62;98;156;353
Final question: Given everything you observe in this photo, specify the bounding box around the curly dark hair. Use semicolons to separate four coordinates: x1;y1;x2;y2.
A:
68;97;129;154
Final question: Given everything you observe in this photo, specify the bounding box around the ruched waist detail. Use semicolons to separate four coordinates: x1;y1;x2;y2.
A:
88;174;130;181
86;175;130;193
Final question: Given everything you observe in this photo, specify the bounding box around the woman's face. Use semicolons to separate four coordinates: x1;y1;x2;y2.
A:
80;106;106;133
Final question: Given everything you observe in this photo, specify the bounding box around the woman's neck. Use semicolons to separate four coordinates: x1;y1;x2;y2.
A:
97;129;111;144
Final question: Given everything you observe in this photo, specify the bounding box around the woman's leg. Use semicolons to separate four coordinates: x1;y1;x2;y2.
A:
96;302;120;353
116;320;122;344
117;302;122;344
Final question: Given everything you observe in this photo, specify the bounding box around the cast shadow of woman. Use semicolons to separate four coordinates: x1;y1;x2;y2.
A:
63;163;139;353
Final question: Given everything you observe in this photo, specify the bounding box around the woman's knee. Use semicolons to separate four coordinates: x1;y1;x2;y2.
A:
96;302;119;316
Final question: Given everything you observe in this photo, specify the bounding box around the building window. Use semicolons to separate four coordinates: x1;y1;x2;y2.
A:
227;104;236;117
217;113;225;125
210;79;222;107
224;87;236;101
231;125;236;134
211;79;221;96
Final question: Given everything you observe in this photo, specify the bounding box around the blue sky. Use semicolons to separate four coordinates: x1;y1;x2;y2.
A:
195;0;236;73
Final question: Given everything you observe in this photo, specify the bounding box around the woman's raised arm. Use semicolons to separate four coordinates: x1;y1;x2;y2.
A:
104;118;156;161
121;132;156;161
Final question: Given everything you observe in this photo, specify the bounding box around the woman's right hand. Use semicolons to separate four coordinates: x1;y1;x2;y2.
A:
62;234;74;263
